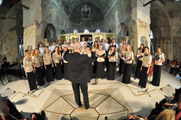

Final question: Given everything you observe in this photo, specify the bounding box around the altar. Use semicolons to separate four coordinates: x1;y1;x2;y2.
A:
59;32;115;42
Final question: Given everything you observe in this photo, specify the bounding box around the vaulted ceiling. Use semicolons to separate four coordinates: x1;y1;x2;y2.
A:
56;0;116;16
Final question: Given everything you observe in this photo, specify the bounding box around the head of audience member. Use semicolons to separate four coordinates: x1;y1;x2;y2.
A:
82;37;85;42
25;50;30;57
39;42;43;48
73;42;81;53
55;46;59;54
45;46;50;54
126;44;132;52
84;43;87;48
173;56;177;61
144;46;149;55
46;42;50;47
98;44;103;50
178;94;181;110
0;95;4;118
53;41;56;46
177;58;180;63
94;41;99;49
155;109;175;120
2;56;7;63
58;44;62;52
34;48;39;56
63;40;67;45
157;46;162;54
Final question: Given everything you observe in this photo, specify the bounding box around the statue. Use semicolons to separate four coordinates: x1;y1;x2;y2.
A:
81;5;91;18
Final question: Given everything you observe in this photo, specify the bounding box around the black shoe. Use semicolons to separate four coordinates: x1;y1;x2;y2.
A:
85;107;89;110
105;116;109;120
78;103;83;107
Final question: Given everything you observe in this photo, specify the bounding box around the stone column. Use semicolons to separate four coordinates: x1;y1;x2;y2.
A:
22;0;43;51
130;0;151;53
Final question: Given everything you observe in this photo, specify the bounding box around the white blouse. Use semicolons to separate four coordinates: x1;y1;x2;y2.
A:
96;50;106;62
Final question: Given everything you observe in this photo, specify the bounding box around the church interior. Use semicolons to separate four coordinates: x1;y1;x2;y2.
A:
0;0;181;120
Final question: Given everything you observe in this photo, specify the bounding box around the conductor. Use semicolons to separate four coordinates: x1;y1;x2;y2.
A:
64;42;91;109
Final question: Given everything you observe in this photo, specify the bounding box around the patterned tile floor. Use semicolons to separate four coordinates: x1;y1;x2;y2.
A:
0;70;180;120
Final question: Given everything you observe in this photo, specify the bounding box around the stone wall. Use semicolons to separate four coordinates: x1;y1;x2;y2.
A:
103;0;151;54
0;4;23;64
103;0;132;42
169;10;181;58
42;0;70;42
150;2;181;59
22;0;70;50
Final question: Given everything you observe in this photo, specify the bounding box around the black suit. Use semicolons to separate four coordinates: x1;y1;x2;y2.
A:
64;50;91;109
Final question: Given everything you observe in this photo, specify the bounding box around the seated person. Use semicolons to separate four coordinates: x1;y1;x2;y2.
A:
0;95;23;120
30;111;45;120
1;57;10;72
155;109;175;120
127;115;148;120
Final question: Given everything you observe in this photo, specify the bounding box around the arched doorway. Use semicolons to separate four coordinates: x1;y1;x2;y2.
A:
150;3;172;59
44;23;57;44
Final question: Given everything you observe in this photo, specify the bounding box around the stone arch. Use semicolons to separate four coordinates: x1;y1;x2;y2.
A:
44;23;57;44
150;2;172;59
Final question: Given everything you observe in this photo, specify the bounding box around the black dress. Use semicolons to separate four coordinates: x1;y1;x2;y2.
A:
55;63;63;79
152;53;164;86
119;58;125;74
122;63;132;84
63;63;68;79
107;62;116;80
135;60;142;78
96;51;106;79
119;50;126;74
152;65;161;86
92;52;97;74
139;67;148;88
96;62;104;79
27;72;37;90
35;67;44;86
45;64;54;82
23;58;37;90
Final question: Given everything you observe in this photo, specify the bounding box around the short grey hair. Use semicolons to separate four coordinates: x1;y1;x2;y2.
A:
73;42;81;50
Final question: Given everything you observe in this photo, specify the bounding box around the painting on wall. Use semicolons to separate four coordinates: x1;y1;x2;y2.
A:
27;45;32;51
141;36;148;46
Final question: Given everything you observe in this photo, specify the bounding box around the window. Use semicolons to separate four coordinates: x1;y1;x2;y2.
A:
0;0;3;5
84;29;89;33
73;29;78;34
95;29;101;33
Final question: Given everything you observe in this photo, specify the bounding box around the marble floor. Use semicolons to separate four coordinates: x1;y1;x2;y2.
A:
0;70;180;120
